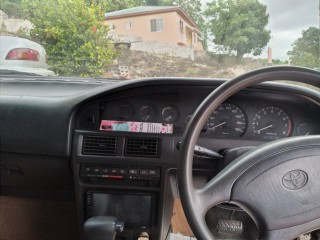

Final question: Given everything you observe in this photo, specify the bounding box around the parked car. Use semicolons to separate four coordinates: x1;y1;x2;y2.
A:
0;36;55;76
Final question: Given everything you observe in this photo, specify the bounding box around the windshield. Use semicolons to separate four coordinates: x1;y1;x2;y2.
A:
0;0;319;81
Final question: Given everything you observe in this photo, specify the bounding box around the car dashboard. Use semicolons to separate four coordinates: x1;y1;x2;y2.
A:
1;77;320;240
77;84;320;143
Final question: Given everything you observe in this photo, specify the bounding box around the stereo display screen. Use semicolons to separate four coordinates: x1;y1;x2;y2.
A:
92;193;152;228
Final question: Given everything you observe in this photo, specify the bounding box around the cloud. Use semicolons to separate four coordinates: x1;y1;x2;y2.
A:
259;0;319;60
202;0;319;60
261;0;318;30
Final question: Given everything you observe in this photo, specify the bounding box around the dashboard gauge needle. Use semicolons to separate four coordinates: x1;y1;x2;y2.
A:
255;124;273;133
209;121;226;130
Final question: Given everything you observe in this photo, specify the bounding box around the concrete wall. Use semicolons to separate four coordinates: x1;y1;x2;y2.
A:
131;40;195;60
0;18;33;34
111;33;196;60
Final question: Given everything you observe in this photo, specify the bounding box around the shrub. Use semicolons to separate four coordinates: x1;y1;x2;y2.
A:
22;0;116;77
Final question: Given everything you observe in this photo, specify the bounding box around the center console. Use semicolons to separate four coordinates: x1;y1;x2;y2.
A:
71;85;219;240
72;130;177;240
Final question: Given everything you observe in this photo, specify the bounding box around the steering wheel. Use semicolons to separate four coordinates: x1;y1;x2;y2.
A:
178;66;320;240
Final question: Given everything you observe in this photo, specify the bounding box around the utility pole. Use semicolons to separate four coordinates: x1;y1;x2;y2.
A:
267;46;272;66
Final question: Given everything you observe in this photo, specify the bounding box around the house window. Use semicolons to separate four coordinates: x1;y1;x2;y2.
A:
150;19;163;32
125;22;131;29
180;20;184;33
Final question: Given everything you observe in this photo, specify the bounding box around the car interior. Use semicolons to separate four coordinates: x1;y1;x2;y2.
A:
1;66;320;240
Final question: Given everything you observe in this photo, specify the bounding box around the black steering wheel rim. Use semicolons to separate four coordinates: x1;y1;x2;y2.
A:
178;66;320;240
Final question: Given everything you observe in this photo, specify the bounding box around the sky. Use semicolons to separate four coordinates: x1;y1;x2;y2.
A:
202;0;319;60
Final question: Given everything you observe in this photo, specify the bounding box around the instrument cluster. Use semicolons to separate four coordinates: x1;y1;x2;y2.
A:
102;89;320;141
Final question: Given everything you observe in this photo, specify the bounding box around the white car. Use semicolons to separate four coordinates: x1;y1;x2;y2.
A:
0;36;55;76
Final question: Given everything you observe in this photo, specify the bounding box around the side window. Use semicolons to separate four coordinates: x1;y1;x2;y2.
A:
180;20;184;33
150;19;163;32
125;22;131;29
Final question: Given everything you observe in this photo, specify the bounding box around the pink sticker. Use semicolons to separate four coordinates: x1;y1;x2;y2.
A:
100;120;173;134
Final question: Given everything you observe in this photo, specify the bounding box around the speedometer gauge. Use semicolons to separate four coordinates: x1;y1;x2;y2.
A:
253;106;291;140
207;103;247;137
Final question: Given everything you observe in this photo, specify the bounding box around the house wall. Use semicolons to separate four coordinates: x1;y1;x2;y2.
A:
105;11;203;50
175;14;202;50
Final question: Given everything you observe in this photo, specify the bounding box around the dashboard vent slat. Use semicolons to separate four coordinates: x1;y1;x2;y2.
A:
125;138;159;158
82;136;116;156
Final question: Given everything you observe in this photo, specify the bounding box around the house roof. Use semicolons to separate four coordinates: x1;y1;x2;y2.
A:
105;6;199;31
105;6;178;18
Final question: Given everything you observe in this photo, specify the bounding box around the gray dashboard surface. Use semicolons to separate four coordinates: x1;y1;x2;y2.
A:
1;77;319;158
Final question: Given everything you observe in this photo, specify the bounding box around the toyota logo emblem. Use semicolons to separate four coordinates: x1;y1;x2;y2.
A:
282;170;308;190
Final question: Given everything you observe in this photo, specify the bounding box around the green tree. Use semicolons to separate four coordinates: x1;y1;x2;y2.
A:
205;0;271;60
146;0;159;5
103;0;145;12
287;27;320;69
160;0;208;49
22;0;116;77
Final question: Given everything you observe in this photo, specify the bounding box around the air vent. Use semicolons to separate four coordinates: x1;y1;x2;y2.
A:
82;136;116;156
125;138;159;158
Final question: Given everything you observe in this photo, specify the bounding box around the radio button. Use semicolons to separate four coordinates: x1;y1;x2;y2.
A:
140;169;149;175
129;169;139;175
110;168;119;174
148;169;157;176
85;166;93;173
119;168;127;174
101;168;108;174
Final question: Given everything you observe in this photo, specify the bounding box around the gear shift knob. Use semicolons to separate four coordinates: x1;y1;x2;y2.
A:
84;216;124;240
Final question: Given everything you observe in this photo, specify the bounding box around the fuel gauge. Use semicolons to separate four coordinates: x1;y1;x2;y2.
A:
297;123;312;136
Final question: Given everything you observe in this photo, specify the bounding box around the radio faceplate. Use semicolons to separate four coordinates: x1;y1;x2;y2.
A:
80;164;161;187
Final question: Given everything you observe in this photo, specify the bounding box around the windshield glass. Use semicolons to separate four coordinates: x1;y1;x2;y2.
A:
0;0;319;81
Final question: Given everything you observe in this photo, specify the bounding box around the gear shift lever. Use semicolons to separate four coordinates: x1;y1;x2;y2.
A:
84;216;124;240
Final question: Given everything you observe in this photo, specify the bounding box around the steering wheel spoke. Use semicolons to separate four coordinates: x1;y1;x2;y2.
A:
195;177;231;216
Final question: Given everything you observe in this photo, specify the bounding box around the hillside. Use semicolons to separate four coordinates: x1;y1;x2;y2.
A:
105;50;266;79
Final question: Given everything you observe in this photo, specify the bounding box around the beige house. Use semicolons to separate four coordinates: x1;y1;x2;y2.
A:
105;6;203;53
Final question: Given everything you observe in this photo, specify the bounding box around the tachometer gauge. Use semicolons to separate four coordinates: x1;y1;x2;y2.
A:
207;103;247;137
253;106;291;140
161;106;179;123
139;105;155;121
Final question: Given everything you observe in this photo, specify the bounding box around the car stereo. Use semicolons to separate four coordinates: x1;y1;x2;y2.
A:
85;191;157;229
